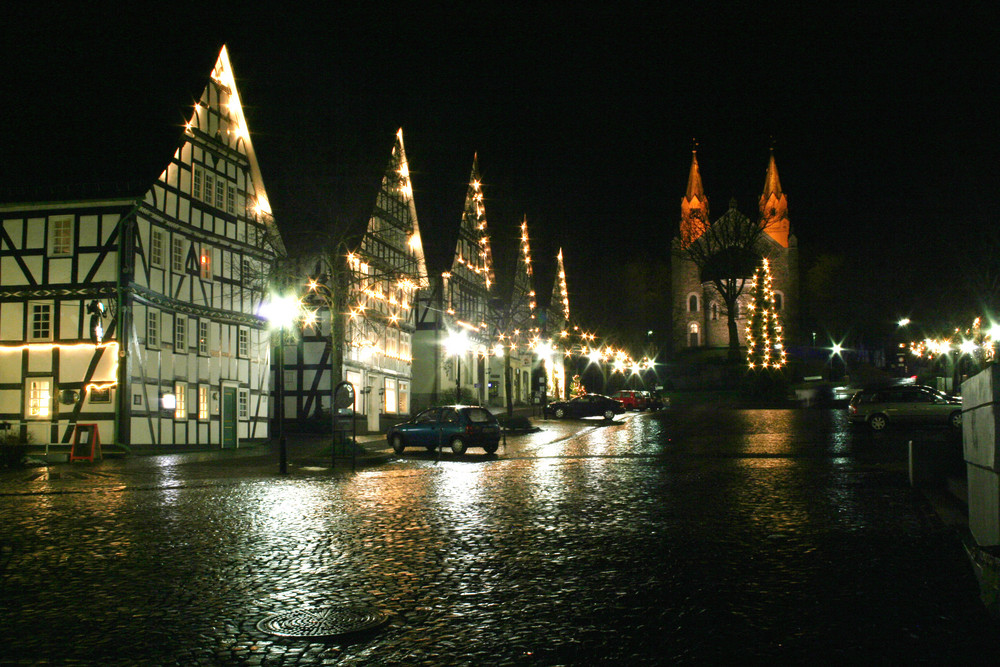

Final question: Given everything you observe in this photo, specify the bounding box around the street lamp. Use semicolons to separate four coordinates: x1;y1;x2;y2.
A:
444;330;469;404
262;292;300;474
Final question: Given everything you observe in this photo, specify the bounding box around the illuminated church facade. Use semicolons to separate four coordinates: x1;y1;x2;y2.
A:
671;150;798;351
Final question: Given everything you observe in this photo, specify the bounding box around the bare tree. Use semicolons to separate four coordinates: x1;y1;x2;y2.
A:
674;203;773;361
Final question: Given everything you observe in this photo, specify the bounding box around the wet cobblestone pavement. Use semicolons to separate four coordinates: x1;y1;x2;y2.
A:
2;408;998;664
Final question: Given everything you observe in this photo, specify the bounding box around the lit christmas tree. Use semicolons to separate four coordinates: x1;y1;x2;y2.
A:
745;258;786;370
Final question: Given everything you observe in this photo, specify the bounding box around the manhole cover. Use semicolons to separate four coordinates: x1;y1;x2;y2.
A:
257;606;387;638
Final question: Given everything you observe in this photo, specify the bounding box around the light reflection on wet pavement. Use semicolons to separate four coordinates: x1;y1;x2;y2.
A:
1;408;995;664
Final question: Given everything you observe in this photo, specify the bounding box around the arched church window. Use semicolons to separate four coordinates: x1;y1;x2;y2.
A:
774;292;783;310
688;294;699;312
711;303;719;321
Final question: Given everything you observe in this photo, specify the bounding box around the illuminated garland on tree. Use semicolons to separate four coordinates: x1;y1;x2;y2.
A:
745;258;786;369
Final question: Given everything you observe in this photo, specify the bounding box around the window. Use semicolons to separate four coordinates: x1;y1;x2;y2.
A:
238;388;249;420
386;328;398;358
172;237;185;272
28;302;53;341
384;378;397;414
49;216;73;256
204;173;214;207
711;303;719;321
147;310;159;348
400;332;411;362
238;328;249;358
175;315;186;352
193;165;203;201
774;292;783;310
198;385;209;420
216;178;226;209
174;382;186;419
199;245;212;280
150;229;165;268
688;294;699;312
226;182;236;214
688;322;699;347
398;381;409;415
26;379;52;418
199;320;209;355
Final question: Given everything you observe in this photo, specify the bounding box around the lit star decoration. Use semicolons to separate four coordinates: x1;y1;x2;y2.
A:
745;258;786;370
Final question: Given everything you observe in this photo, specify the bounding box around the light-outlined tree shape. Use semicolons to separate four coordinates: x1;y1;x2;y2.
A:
745;258;786;370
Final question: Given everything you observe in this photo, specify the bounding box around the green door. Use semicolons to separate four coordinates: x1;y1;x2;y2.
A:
222;386;237;449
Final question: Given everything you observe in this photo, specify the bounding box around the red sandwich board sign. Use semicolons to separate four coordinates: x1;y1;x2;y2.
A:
70;424;101;462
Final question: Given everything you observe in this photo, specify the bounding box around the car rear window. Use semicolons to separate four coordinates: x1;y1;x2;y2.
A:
465;408;494;423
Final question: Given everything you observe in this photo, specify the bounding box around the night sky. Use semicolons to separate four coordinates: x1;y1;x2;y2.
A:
2;4;998;344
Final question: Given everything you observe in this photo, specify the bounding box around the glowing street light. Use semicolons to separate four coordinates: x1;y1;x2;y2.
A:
262;292;301;474
444;330;469;403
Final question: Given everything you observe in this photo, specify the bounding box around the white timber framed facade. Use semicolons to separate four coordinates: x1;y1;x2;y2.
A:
412;157;496;410
279;129;428;433
0;46;282;453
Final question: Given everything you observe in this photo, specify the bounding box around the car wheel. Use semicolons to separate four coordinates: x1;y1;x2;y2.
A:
554;407;566;419
603;409;615;421
868;414;888;431
390;434;405;454
450;437;467;455
950;411;962;430
484;443;498;455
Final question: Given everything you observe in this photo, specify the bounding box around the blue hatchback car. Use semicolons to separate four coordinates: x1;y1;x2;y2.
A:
387;406;501;455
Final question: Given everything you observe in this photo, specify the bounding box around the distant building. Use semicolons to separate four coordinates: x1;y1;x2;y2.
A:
0;46;282;451
671;149;798;351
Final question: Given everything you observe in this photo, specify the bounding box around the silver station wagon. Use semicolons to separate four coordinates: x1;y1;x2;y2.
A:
848;384;962;432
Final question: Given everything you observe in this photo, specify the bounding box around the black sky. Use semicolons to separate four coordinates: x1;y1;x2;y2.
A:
2;3;998;338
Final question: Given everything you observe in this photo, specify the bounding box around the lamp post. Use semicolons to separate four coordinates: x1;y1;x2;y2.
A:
263;292;300;474
445;330;469;404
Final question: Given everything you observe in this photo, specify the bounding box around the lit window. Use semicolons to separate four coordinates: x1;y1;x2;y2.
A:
28;302;53;341
199;320;209;355
400;332;411;361
151;229;165;268
174;382;186;419
172;237;185;273
198;385;209;420
175;315;186;352
226;182;236;215
238;388;249;420
199;245;212;280
49;216;73;257
147;310;159;348
384;378;397;414
26;379;52;418
238;328;249;358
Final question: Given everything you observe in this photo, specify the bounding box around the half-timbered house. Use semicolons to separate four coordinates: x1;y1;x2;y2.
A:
0;45;282;454
412;157;496;410
279;129;428;433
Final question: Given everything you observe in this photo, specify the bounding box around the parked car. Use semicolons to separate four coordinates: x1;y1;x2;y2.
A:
387;406;501;455
546;393;625;420
848;384;962;431
646;390;670;410
612;389;647;411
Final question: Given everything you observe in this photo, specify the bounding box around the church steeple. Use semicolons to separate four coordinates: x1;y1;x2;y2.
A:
759;149;790;248
680;146;709;247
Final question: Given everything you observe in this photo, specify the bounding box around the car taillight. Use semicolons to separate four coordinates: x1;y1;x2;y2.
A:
849;404;856;415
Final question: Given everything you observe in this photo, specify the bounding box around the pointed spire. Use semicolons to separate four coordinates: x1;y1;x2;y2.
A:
552;248;570;324
759;148;790;248
685;147;706;199
762;148;782;199
679;143;709;247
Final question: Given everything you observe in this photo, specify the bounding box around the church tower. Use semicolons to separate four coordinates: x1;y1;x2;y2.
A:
759;149;790;247
679;149;709;247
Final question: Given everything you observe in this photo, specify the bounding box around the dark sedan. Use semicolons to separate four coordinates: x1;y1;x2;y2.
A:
545;393;625;421
387;405;501;455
